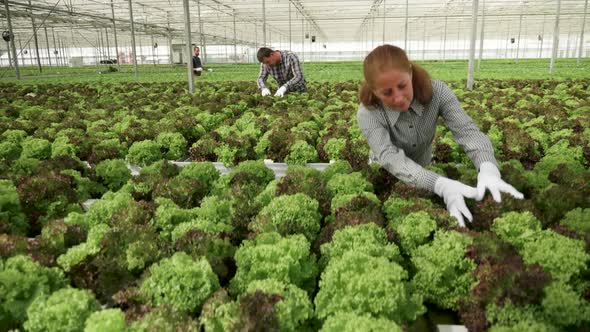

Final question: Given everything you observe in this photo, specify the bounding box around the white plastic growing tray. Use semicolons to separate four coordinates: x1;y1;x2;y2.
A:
82;159;334;210
438;325;468;332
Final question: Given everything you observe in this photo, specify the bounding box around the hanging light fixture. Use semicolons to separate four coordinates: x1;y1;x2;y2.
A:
2;31;13;42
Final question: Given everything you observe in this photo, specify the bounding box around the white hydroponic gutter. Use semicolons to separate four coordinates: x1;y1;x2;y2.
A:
127;159;334;178
82;159;334;210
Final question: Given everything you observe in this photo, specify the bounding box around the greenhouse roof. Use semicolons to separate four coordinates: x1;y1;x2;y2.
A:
1;0;588;50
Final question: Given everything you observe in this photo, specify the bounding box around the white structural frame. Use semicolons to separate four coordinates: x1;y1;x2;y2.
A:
1;0;588;86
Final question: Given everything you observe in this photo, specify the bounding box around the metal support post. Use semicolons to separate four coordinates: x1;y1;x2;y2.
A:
28;0;42;72
233;10;237;64
578;0;588;65
18;38;25;66
382;0;386;44
44;26;51;67
404;0;408;49
516;2;524;62
105;28;111;60
182;0;194;93
127;0;139;77
167;11;173;65
110;0;120;69
550;0;562;74
466;0;479;90
442;15;447;61
52;27;60;66
478;0;485;70
262;0;266;45
4;0;20;78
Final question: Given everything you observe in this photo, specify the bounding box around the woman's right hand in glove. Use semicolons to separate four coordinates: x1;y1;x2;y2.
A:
434;177;479;227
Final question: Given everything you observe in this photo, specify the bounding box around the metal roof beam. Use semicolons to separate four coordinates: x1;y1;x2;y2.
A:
288;0;327;40
3;0;258;48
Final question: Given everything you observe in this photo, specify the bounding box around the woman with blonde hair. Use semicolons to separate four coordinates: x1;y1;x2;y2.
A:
357;45;523;226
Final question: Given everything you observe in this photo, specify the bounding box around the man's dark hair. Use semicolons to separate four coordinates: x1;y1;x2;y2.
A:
257;47;274;63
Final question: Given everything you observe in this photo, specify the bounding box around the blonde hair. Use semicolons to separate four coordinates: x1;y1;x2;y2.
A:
359;44;433;107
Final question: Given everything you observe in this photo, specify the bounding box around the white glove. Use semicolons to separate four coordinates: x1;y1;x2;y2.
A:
274;85;287;97
207;68;213;72
196;67;203;72
367;150;379;165
476;162;524;202
261;88;271;96
434;177;479;227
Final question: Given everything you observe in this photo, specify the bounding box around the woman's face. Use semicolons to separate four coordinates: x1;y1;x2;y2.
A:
373;69;413;112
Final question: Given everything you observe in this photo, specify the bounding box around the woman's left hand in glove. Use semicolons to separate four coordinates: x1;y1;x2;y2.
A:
476;162;524;202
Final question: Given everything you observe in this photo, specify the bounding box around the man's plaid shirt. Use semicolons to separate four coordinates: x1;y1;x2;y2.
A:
257;50;307;92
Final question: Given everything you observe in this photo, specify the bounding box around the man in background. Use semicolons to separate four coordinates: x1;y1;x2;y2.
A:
192;46;211;76
256;47;306;97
